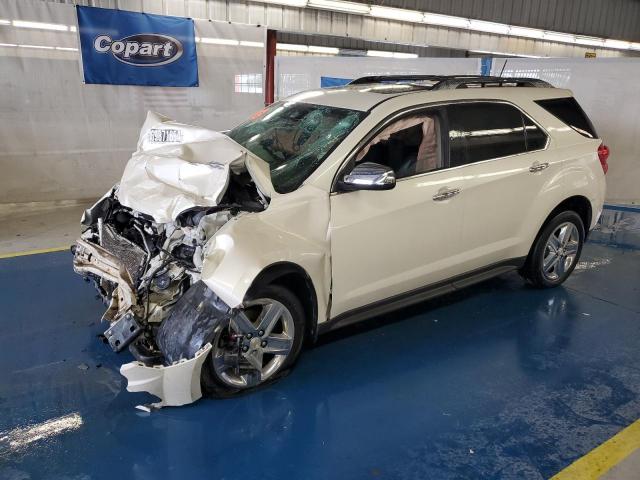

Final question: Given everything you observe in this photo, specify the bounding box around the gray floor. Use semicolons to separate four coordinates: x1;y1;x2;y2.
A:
602;450;640;480
0;201;89;256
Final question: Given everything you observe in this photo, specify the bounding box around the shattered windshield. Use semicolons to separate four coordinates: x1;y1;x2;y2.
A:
228;102;366;194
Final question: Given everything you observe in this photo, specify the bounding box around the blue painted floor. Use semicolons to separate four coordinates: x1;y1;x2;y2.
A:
1;207;639;480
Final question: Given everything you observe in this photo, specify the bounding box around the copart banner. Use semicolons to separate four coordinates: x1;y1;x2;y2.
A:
76;6;198;87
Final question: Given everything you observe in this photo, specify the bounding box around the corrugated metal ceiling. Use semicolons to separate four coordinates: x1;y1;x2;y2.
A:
359;0;640;41
36;0;640;52
278;31;467;56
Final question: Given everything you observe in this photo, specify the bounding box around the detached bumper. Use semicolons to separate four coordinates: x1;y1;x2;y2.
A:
120;343;212;408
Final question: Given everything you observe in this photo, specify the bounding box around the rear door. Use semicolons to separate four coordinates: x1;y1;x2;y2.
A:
446;101;552;272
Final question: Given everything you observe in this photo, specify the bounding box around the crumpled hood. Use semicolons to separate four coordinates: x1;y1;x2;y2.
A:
117;111;272;223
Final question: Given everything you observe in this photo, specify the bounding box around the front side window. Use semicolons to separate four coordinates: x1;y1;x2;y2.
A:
448;102;528;167
356;112;443;179
228;102;366;194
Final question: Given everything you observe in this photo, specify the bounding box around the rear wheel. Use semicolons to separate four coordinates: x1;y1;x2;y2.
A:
201;285;306;397
521;211;585;288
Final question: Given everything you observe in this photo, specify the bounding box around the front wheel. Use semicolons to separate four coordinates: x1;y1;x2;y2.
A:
521;211;585;288
201;285;306;397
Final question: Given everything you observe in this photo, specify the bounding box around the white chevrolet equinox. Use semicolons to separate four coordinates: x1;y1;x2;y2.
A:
73;75;608;407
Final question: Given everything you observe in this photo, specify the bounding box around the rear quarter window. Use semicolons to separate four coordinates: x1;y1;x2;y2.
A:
534;97;598;139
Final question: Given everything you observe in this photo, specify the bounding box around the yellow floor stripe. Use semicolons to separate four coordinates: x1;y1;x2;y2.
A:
0;246;70;259
551;419;640;480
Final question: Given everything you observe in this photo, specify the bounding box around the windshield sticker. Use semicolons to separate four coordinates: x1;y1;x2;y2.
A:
148;128;183;143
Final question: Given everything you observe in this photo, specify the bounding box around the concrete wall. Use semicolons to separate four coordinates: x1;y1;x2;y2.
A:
0;0;266;204
2;1;639;204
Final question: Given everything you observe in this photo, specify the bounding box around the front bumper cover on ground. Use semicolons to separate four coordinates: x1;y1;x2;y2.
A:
120;343;212;409
74;237;232;408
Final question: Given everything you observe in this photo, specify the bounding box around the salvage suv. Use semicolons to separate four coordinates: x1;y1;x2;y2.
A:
73;75;608;407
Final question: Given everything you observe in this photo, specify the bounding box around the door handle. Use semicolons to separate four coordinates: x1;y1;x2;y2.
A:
529;162;550;173
433;188;461;201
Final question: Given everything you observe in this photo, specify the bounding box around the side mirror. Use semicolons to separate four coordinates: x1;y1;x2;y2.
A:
338;162;396;192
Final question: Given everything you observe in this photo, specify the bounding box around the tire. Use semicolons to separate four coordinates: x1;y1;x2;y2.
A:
201;284;306;398
520;210;585;288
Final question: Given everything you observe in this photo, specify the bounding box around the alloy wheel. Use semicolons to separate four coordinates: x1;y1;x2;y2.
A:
211;298;295;388
542;222;580;282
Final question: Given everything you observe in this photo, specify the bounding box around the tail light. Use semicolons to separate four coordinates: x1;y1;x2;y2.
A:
597;143;609;174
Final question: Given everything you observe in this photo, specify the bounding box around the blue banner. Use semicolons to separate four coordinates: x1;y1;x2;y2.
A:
480;57;493;76
320;76;352;88
77;6;198;87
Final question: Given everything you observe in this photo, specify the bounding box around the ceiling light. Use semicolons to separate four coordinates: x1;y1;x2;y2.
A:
471;49;543;58
55;47;78;51
604;39;631;49
13;20;68;31
392;52;418;58
509;26;545;39
574;36;604;47
0;19;10;25
258;0;308;6
308;45;339;54
370;6;423;23
366;50;418;58
69;26;77;32
630;43;640;51
0;42;17;47
366;49;394;58
423;13;469;29
543;31;576;43
277;43;309;52
307;0;370;15
469;19;510;35
18;44;55;50
199;37;239;45
240;41;264;47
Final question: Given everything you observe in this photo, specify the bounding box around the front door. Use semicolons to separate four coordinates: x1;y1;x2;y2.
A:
329;109;466;318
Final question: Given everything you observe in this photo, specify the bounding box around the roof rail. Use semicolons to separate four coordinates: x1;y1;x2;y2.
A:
347;75;553;90
433;76;553;90
348;75;449;85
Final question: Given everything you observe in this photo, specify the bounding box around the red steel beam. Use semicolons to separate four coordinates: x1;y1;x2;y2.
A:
265;29;277;106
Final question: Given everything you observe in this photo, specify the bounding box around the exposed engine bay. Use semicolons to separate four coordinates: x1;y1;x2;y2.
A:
72;112;271;407
74;174;266;363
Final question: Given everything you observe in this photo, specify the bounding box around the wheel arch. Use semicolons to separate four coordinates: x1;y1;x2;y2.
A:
543;195;592;238
525;195;592;269
246;262;319;343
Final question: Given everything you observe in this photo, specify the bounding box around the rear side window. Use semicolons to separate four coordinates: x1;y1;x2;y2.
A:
448;102;527;167
535;97;598;139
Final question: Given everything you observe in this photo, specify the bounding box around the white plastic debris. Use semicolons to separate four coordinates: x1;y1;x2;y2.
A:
120;343;212;409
